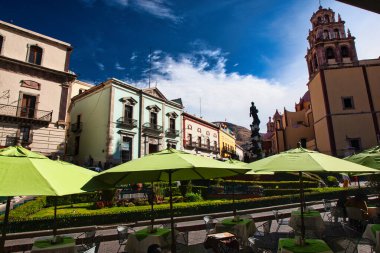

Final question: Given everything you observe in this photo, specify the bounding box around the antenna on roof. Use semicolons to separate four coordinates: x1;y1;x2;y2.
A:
148;48;152;88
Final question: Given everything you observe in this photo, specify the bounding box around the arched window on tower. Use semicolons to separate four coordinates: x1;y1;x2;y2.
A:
317;16;322;24
0;35;3;54
313;54;318;70
326;47;335;60
324;15;330;23
323;30;330;40
341;46;349;58
276;120;281;129
27;45;43;65
334;29;340;39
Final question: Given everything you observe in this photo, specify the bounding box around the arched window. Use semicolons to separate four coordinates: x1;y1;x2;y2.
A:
323;30;330;40
341;46;349;58
324;15;330;23
326;47;335;60
0;35;3;54
317;17;322;24
276;120;281;129
334;29;340;39
313;54;318;69
27;45;43;65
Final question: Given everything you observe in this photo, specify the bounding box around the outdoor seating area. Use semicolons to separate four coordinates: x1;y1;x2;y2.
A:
1;146;380;253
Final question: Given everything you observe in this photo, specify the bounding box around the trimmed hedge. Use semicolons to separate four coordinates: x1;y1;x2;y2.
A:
218;180;319;189
46;193;100;207
0;188;370;233
1;197;47;221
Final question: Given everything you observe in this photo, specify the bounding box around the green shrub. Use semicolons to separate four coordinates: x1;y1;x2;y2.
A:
5;197;46;221
185;193;203;202
46;193;100;207
264;189;312;196
326;176;339;187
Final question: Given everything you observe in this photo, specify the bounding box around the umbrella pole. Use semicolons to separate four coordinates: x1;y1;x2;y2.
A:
232;180;236;217
53;197;57;238
299;172;305;244
151;181;154;228
0;197;11;253
168;171;176;253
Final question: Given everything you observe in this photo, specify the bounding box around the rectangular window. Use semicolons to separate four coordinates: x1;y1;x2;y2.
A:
198;136;202;147
300;138;307;148
349;138;361;151
150;112;157;126
124;105;133;119
169;118;175;130
28;45;42;65
121;136;133;163
20;126;31;144
188;134;192;146
342;96;354;109
0;36;3;54
74;136;80;155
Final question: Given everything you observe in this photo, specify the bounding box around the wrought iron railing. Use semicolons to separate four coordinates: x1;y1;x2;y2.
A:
0;104;52;122
117;117;137;128
165;128;179;137
5;134;33;146
142;122;163;133
222;147;236;155
71;122;82;133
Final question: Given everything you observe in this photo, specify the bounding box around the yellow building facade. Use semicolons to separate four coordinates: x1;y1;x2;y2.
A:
218;123;236;158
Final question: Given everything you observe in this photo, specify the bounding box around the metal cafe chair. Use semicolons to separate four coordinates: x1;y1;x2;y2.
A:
203;215;218;235
248;220;276;253
117;225;134;253
272;210;290;233
342;223;375;253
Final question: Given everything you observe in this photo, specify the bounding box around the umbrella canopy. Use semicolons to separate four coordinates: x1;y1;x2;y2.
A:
246;147;377;244
0;146;98;252
0;146;98;196
90;148;249;187
225;158;274;175
246;147;378;174
88;148;249;253
344;146;380;169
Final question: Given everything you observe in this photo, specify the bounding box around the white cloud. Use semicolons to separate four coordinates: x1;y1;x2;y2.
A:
131;0;179;22
115;62;126;70
147;50;300;130
130;52;138;61
96;62;105;71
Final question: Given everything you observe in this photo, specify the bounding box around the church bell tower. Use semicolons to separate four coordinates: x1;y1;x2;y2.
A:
305;6;358;79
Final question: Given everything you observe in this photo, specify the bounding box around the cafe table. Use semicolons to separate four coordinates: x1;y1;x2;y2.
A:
277;238;333;253
215;217;256;246
289;210;325;238
31;236;77;253
125;227;172;253
362;224;380;253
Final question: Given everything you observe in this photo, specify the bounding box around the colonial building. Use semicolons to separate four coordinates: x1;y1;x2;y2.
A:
0;20;76;156
182;113;219;158
266;6;380;157
214;122;237;159
67;79;183;166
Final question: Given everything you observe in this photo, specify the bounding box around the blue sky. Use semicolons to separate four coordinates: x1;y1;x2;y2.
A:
2;0;380;129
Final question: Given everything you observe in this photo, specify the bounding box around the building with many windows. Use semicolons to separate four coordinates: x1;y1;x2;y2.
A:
214;122;237;159
265;6;380;157
182;112;219;158
0;20;76;156
67;79;183;166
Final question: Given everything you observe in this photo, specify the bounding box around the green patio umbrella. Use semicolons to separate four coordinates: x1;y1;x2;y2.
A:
86;148;249;253
245;147;378;244
344;146;380;169
0;146;99;252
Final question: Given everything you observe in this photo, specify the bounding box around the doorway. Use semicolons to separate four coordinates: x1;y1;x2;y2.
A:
149;144;159;154
20;94;36;118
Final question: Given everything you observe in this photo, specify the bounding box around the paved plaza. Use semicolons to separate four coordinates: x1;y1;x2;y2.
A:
5;202;374;253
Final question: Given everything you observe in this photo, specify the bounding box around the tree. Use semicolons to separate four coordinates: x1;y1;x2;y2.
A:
246;102;262;162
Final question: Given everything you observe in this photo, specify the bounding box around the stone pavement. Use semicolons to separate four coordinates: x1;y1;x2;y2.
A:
6;202;374;253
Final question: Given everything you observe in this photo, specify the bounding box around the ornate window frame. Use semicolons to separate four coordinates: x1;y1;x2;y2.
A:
146;104;161;113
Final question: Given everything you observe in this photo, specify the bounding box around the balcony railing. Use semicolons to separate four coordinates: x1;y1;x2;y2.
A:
222;147;236;155
0;104;52;125
71;122;82;133
142;122;163;135
165;128;179;137
117;117;137;129
184;140;218;153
